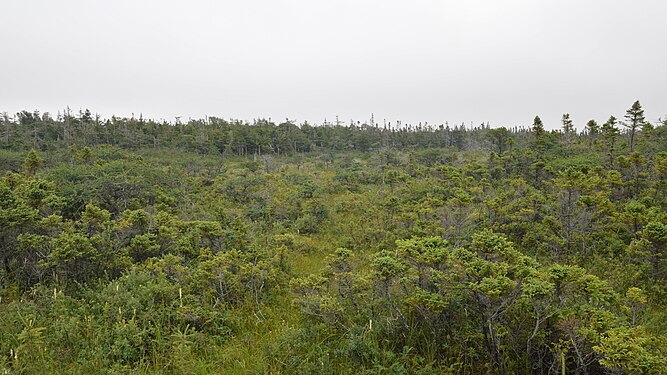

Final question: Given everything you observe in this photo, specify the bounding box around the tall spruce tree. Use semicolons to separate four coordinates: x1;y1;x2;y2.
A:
561;113;574;133
532;115;547;153
602;116;620;168
623;100;646;152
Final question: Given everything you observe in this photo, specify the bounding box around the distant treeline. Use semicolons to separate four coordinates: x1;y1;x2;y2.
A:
3;106;664;156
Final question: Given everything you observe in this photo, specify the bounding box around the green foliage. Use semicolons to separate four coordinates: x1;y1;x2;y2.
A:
0;103;666;373
23;149;45;174
594;326;667;374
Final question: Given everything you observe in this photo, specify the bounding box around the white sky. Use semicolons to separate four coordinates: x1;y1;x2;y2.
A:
1;0;666;129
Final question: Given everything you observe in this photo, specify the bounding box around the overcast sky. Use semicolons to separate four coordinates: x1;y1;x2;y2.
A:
1;0;666;129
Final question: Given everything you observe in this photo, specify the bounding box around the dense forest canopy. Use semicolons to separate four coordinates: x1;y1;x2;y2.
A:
1;101;667;374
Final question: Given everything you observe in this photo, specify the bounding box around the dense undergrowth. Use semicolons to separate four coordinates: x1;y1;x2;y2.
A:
1;104;667;373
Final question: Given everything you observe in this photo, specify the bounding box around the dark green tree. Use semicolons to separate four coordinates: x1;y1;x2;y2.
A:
532;116;548;155
561;113;574;133
601;116;620;168
585;119;599;147
622;100;646;152
22;149;44;174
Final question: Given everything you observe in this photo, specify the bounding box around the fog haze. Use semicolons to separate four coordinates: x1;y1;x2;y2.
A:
2;0;666;129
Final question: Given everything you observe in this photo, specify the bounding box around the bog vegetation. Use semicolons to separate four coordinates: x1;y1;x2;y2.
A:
1;102;667;374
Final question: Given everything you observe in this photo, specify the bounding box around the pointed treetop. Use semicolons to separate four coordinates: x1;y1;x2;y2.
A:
532;116;544;133
562;113;574;133
624;100;646;126
602;116;619;134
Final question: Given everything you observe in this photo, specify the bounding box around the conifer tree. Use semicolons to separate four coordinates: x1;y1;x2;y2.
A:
532;115;547;153
22;149;44;174
585;119;599;147
561;113;574;134
623;100;646;152
602;116;620;168
562;113;574;146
